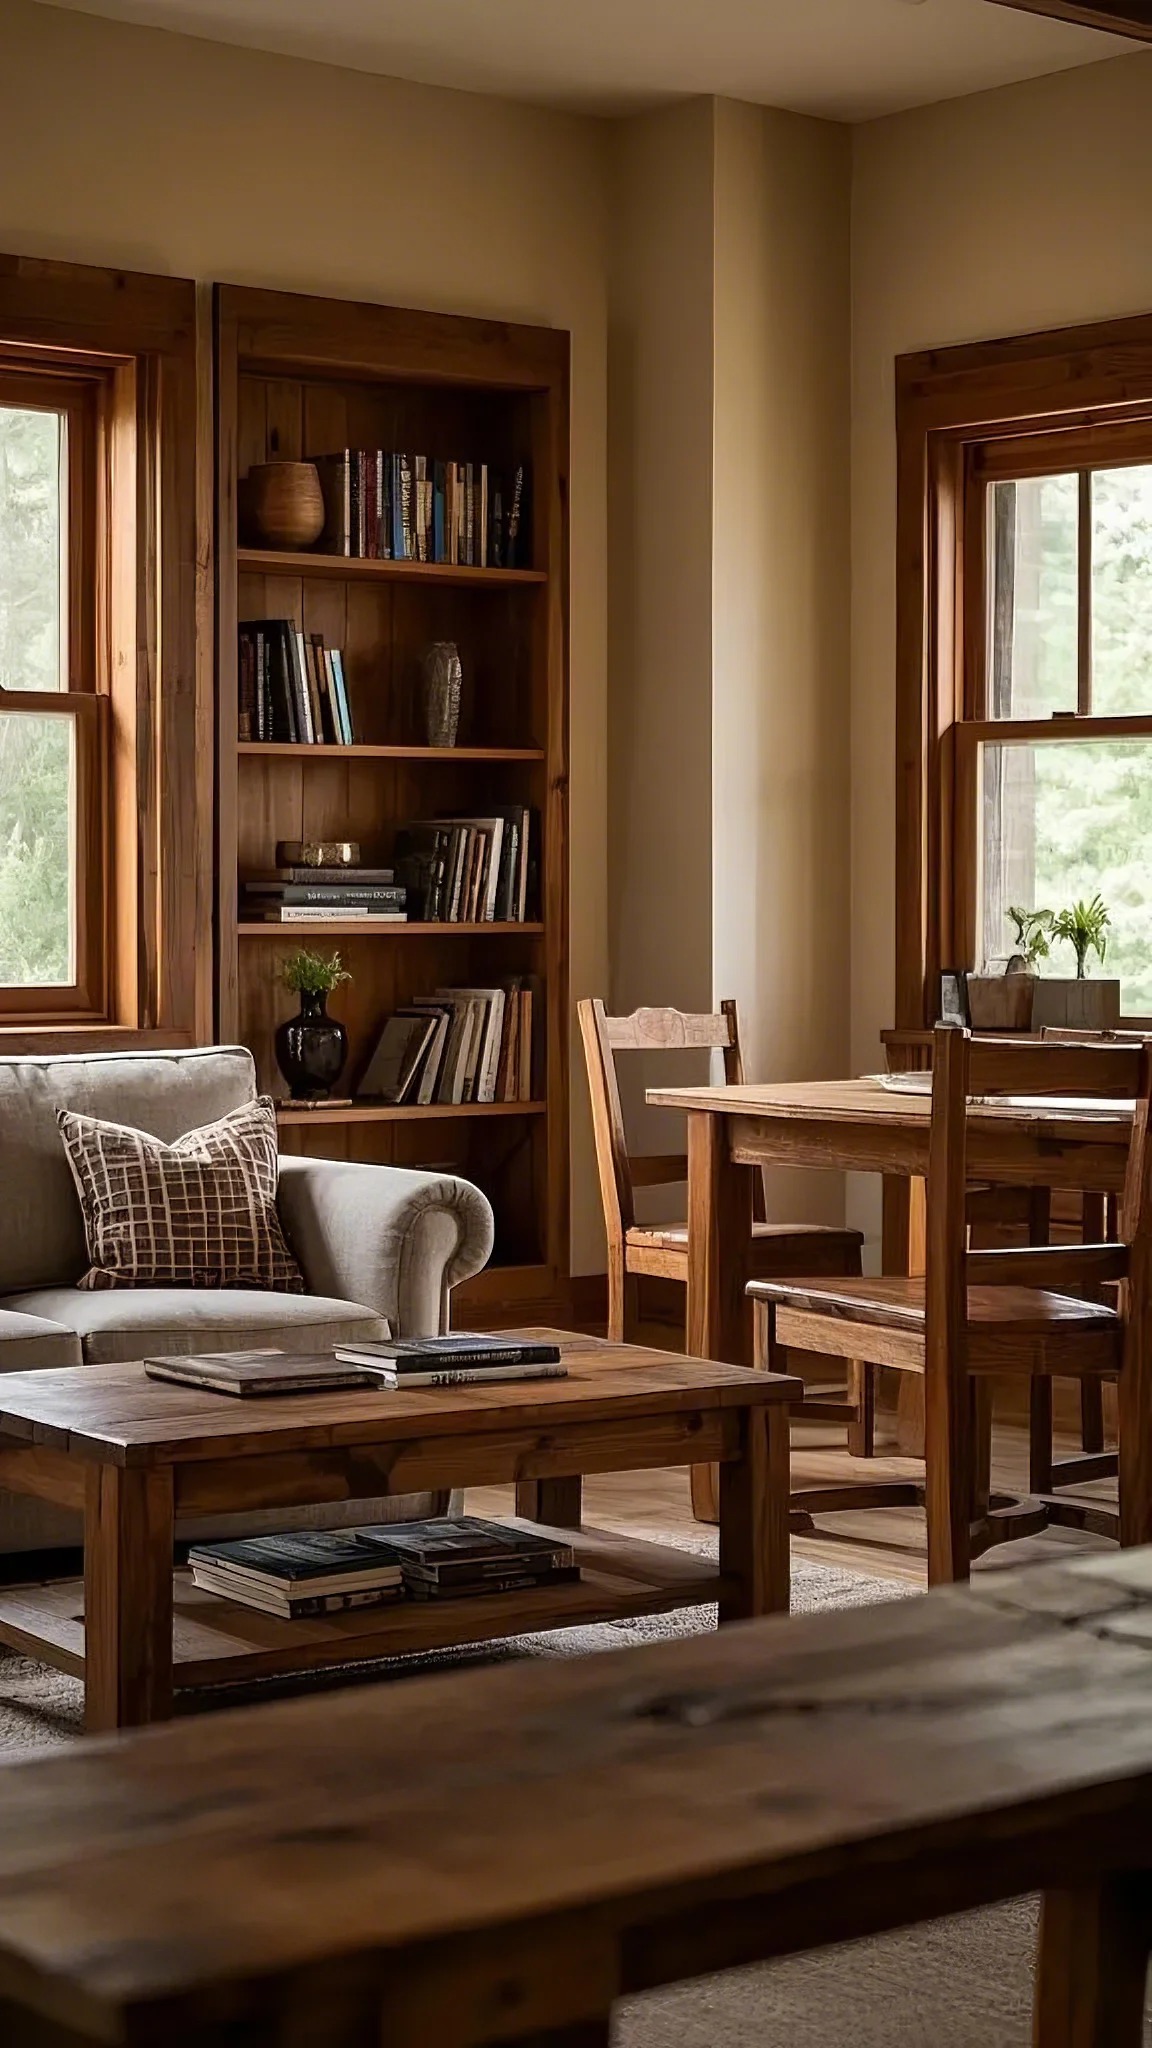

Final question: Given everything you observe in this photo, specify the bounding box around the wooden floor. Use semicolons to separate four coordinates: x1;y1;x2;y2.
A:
474;1408;1117;1588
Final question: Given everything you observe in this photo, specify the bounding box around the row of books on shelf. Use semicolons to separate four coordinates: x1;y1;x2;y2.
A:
240;861;405;925
394;808;534;924
189;1512;575;1620
358;980;537;1105
312;451;526;568
239;620;354;744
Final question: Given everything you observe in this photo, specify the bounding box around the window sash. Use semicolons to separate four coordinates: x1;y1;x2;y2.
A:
0;369;98;696
0;693;107;1016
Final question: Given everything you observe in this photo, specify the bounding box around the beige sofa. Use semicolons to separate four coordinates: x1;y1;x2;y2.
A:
0;1045;494;1553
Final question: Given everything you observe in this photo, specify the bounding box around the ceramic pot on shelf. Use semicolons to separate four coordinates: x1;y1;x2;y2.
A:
245;461;325;550
275;988;348;1100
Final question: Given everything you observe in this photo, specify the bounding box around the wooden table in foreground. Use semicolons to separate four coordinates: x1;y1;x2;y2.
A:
5;1550;1152;2047
0;1330;799;1732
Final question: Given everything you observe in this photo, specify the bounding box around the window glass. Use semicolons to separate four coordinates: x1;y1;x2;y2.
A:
0;406;66;694
980;738;1152;1013
988;474;1078;718
0;712;75;987
1091;464;1152;715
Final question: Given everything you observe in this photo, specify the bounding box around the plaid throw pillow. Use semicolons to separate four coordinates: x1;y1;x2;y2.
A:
57;1096;304;1292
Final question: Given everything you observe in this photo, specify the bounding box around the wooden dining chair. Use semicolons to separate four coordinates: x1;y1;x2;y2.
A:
749;1027;1152;1585
578;997;869;1442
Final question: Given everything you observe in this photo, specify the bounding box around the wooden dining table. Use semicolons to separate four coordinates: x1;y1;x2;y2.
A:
645;1076;1135;1512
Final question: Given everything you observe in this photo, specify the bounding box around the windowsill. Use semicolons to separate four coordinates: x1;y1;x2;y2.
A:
0;1024;196;1053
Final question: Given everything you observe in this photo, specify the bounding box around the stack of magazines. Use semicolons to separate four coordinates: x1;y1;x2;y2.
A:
333;1333;565;1388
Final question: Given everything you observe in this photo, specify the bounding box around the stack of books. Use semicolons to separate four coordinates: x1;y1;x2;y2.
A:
368;1518;578;1601
393;809;534;924
334;1332;565;1387
315;452;525;568
188;1530;405;1619
357;983;536;1104
240;862;407;926
238;620;354;745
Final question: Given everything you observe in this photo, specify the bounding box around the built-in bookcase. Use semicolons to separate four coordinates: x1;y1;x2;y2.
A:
215;286;569;1315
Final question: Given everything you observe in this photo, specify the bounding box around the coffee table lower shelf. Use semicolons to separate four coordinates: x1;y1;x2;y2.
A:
0;1524;727;1693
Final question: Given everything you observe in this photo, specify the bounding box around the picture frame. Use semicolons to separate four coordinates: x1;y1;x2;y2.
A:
938;970;969;1028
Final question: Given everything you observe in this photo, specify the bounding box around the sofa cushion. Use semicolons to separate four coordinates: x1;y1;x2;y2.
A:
0;1046;257;1294
57;1095;303;1294
0;1309;82;1371
0;1288;387;1366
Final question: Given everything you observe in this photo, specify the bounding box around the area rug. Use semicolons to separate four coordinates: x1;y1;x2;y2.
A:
0;1539;1054;2046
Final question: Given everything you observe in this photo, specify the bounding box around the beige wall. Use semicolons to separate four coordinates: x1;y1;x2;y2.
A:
604;101;716;1195
713;98;851;1223
600;97;853;1243
0;0;611;1272
850;47;1152;1251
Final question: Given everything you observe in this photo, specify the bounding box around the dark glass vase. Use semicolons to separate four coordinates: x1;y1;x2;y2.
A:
275;988;347;1101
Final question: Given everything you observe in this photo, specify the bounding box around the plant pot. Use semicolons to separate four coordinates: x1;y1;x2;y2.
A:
243;461;325;550
1030;978;1122;1032
965;974;1036;1032
275;988;348;1100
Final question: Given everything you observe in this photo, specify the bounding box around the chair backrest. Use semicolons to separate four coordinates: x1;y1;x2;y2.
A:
577;999;748;1242
0;1045;257;1291
926;1025;1152;1346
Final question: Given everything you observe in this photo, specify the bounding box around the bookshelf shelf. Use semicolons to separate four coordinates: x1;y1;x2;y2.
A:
275;1100;547;1127
216;284;569;1325
238;921;544;938
237;547;546;588
238;742;545;763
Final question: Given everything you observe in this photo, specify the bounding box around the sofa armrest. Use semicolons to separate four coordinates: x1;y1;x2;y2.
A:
276;1157;494;1337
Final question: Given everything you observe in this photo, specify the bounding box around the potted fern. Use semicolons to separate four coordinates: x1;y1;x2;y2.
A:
274;950;352;1100
966;904;1050;1032
1031;894;1121;1030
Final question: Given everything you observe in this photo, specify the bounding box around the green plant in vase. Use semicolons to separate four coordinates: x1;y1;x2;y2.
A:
1006;905;1052;973
275;950;352;1101
1050;895;1111;981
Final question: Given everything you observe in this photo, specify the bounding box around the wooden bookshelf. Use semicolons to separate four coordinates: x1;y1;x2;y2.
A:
215;286;570;1310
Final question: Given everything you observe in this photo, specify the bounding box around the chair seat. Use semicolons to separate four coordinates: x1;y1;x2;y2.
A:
628;1222;864;1256
747;1274;1119;1338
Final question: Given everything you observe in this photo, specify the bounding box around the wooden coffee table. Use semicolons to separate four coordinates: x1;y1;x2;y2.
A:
0;1329;800;1731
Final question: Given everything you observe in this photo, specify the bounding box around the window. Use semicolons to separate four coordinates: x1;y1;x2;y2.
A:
896;313;1152;1036
0;253;202;1045
0;376;104;1015
962;442;1152;1020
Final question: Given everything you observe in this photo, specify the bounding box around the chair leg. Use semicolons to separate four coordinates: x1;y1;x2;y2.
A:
1080;1194;1109;1457
1030;1379;1055;1495
925;1372;972;1588
846;1361;876;1458
607;1247;628;1343
970;1378;993;1520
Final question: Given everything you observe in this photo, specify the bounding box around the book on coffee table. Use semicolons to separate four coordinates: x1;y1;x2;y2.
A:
188;1528;405;1619
144;1349;376;1397
334;1334;567;1388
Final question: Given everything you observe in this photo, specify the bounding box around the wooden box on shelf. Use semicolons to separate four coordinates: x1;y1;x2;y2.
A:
215;285;569;1320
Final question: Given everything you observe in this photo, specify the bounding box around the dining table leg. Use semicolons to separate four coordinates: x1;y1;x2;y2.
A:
687;1108;753;1524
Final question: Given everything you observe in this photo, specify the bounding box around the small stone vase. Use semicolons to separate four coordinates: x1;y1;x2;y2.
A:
275;988;348;1100
423;640;462;748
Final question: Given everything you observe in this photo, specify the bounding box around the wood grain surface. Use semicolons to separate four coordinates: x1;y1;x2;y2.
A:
4;1552;1152;2041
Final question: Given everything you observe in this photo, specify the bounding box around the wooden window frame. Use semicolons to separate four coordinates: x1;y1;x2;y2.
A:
896;312;1152;1034
0;254;208;1051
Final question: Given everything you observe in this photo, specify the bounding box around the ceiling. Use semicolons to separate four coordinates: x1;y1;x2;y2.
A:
35;0;1135;121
